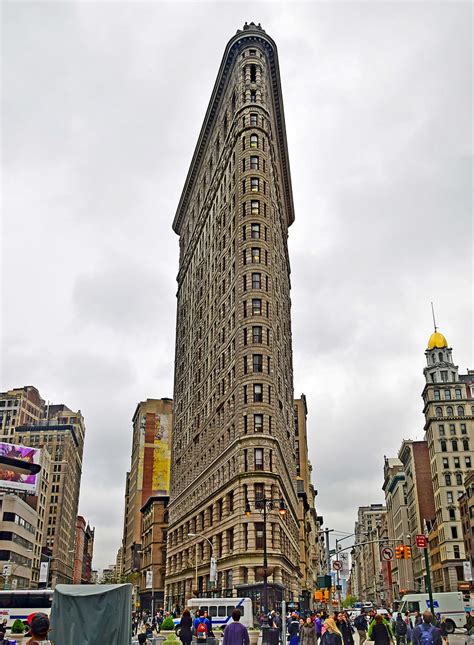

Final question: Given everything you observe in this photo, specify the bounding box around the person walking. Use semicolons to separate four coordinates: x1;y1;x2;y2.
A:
336;612;354;645
411;612;441;645
354;610;369;645
315;613;323;642
194;609;211;642
320;618;342;645
367;614;394;645
395;614;408;645
26;614;53;645
222;609;250;645
179;609;193;645
301;616;318;645
288;613;301;645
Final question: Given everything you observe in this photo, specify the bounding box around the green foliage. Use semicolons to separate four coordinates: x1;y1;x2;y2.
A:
164;635;178;645
161;617;176;631
11;619;26;634
341;595;358;608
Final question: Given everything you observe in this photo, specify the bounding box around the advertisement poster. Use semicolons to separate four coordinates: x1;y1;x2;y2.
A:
152;414;171;495
0;441;41;493
39;562;49;583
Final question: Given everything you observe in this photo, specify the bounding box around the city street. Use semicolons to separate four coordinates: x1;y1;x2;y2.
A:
351;633;469;645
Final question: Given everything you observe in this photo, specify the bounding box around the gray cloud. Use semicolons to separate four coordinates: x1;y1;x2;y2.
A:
2;1;472;567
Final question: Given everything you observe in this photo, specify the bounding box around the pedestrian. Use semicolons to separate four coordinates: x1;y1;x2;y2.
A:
414;613;422;627
194;609;211;642
336;612;354;645
179;608;193;645
354;609;369;645
394;614;408;645
301;616;318;645
288;613;301;645
411;612;441;645
222;609;250;645
0;632;9;645
465;612;474;636
26;613;52;645
437;617;448;645
138;634;149;645
367;614;394;645
320;617;342;645
315;613;323;642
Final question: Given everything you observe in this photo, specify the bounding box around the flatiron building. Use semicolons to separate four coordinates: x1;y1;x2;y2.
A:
166;22;300;611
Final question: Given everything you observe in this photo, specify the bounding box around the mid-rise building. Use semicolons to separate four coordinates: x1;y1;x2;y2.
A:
0;387;45;439
383;457;414;600
422;329;474;591
73;515;95;584
459;470;474;585
15;403;86;586
0;493;37;589
139;496;169;612
352;504;386;603
166;22;300;612
121;398;172;609
398;439;436;591
294;395;321;610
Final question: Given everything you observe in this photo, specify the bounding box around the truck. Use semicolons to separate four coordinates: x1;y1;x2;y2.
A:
398;592;466;633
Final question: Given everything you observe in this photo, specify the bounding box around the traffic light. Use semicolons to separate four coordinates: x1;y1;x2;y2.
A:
404;546;412;559
395;545;403;559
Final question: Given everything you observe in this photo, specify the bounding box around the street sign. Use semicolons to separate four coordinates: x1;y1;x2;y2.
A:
381;546;394;561
416;534;428;548
332;560;342;571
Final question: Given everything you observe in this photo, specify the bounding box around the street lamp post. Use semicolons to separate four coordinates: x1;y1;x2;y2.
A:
245;496;287;642
188;533;217;595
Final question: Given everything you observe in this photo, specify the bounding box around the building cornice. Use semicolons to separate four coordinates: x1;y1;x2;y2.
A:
172;24;295;235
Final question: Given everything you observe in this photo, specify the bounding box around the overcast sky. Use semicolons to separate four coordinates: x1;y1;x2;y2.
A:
2;1;472;570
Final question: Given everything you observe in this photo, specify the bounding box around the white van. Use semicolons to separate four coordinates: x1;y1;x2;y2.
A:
187;597;254;629
398;592;465;633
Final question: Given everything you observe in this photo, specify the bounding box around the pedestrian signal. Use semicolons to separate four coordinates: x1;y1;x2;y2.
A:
404;546;412;559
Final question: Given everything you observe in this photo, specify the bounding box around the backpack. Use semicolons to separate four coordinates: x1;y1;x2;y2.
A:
396;622;408;636
418;623;435;645
196;618;209;640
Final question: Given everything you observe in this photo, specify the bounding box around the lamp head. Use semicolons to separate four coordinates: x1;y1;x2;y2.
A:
245;501;251;516
278;498;287;516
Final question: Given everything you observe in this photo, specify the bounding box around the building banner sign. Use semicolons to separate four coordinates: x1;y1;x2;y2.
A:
463;561;472;582
0;442;41;493
39;562;49;584
146;570;153;589
152;414;171;495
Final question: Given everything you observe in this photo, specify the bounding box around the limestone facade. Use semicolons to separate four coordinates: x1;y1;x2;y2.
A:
166;23;300;611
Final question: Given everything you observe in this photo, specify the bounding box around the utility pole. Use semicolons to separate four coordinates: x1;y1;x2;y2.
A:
324;528;333;613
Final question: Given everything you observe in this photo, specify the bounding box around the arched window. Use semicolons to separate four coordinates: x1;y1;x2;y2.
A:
438;352;443;362
250;64;257;82
446;406;453;416
452;440;458;452
432;354;436;364
440;440;447;452
435;407;443;417
457;406;464;416
463;439;469;451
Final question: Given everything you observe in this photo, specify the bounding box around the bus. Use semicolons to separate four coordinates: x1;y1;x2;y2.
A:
0;590;53;628
398;592;465;633
186;597;253;629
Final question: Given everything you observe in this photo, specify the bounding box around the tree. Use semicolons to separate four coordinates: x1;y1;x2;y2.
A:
342;594;358;608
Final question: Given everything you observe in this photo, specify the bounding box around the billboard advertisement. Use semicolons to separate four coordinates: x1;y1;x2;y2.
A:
0;441;41;493
152;414;171;495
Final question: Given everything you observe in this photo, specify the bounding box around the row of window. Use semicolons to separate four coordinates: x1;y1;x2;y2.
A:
242;177;266;194
433;388;463;400
243;272;268;291
442;455;472;469
243;354;270;374
439;439;470;452
242;223;267;240
438;423;468;436
444;473;467;486
429;370;457;383
242;247;269;265
242;200;266;217
242;134;265;150
243;326;267;345
242;155;264;171
243;413;272;433
2;512;35;535
435;405;466;417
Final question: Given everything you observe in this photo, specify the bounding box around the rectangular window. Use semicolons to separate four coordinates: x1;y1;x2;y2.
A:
252;299;262;315
434;390;440;401
250;90;257;103
252;273;261;289
255;523;264;549
251;200;260;215
447;491;453;503
449;424;456;435
438;425;445;436
448;508;455;521
243;328;248;345
251;178;259;192
242;179;246;194
455;388;462;399
441;371;448;382
243;274;247;291
243;385;248;404
243;301;247;318
251;223;260;238
253;354;263;373
453;545;460;558
445;474;451;486
252;326;263;343
243;356;248;374
253;384;263;402
442;458;449;468
244;416;248;434
250;113;257;126
251;248;261;263
254;414;263;432
250;156;259;170
454;457;460;468
466;457;472;468
461;423;467;434
255;448;263;470
445;389;451;400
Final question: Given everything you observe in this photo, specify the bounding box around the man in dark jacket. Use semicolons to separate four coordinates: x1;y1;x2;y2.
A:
354;610;368;645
